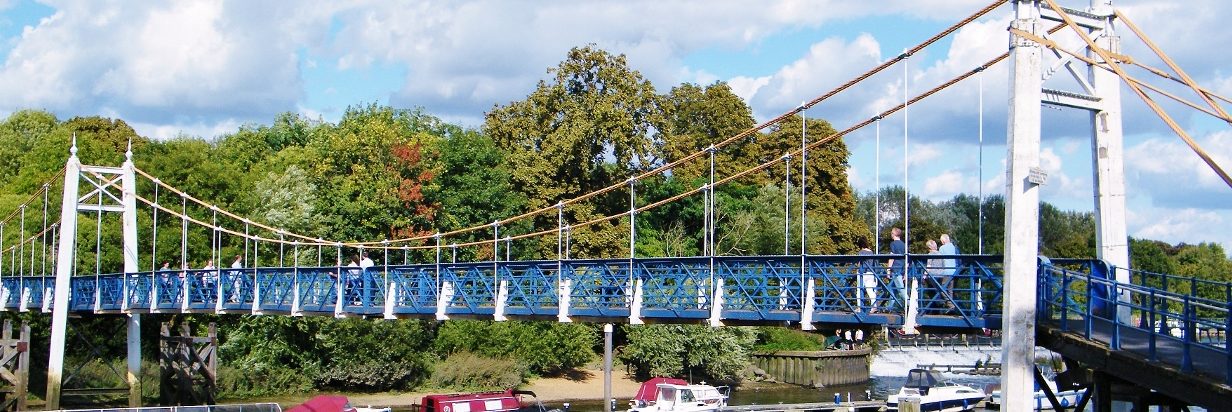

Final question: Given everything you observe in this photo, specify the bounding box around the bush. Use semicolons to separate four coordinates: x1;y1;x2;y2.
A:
429;352;527;390
435;321;594;376
753;327;824;352
217;364;315;399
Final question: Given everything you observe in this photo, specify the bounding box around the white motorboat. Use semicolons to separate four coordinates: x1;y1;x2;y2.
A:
627;378;729;412
986;378;1085;410
886;369;986;412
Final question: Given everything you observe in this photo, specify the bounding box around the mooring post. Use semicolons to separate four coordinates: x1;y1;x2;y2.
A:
603;323;613;412
17;321;29;411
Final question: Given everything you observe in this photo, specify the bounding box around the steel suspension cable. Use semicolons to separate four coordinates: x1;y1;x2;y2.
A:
151;185;159;272
0;167;65;226
1114;10;1231;122
417;0;1009;246
903;52;911;250
1038;0;1232;188
181;197;188;270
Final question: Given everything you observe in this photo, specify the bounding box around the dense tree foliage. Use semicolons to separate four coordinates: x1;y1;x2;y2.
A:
619;325;757;384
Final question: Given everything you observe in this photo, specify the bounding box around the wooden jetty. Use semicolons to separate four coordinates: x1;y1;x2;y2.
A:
724;400;885;412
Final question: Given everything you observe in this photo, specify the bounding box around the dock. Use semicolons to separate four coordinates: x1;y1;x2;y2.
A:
724;400;885;412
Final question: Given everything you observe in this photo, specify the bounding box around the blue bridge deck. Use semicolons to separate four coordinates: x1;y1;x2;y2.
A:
5;254;1228;389
6;254;1003;328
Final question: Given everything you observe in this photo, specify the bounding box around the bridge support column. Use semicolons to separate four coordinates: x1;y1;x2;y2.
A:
251;274;262;315
1088;0;1131;323
903;278;919;334
122;146;143;407
46;146;80;410
291;277;302;316
1004;2;1044;411
383;283;396;319
1092;372;1112;412
18;284;28;312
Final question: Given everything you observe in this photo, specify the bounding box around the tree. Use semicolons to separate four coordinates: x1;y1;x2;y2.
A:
428;130;528;259
749;116;868;254
657;82;756;181
619;324;757;384
0;110;59;190
1038;203;1096;258
306;105;443;242
485;46;662;258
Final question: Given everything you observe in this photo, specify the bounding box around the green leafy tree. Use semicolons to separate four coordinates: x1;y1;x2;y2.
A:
619;324;756;384
428;130;528;259
306;105;443;242
657;82;756;181
485;46;662;258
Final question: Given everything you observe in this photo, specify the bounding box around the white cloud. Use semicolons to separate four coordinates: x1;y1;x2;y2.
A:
0;0;339;136
128;118;242;142
1132;207;1232;253
737;33;883;120
906;143;943;169
1125;130;1232;209
921;169;976;201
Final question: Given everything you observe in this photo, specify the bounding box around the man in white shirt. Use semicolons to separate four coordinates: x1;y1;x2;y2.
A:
359;252;374;270
228;254;243;303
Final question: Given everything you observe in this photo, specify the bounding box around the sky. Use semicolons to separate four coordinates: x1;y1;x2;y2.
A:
0;0;1230;254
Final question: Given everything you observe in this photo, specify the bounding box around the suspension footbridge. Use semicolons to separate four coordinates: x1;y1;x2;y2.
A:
0;0;1229;410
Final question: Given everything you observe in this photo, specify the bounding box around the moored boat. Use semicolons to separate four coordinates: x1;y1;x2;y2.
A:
986;379;1085;410
886;369;986;412
627;378;729;412
416;389;552;412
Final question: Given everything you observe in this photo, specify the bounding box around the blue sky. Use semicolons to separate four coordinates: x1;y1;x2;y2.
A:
0;0;1229;253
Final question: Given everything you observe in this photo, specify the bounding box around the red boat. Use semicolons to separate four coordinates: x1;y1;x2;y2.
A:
416;389;545;412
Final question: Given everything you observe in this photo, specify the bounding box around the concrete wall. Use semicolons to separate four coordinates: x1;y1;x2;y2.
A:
750;349;871;387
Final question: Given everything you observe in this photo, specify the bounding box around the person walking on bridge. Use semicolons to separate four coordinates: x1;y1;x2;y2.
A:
937;234;957;310
887;228;907;307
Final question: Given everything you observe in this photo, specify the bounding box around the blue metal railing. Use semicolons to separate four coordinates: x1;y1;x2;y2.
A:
1039;259;1230;385
0;254;1007;330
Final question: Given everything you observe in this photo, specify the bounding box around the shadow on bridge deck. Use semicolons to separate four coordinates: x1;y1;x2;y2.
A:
1038;319;1232;410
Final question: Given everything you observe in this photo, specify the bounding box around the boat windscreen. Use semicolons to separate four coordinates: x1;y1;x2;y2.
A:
905;369;939;388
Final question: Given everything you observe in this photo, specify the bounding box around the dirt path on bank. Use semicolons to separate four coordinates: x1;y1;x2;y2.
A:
305;369;643;409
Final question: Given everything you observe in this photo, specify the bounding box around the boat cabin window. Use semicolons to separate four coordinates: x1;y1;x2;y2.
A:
905;369;940;388
680;389;695;403
658;388;676;404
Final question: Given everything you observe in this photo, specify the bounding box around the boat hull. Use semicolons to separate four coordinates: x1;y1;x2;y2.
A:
987;389;1085;410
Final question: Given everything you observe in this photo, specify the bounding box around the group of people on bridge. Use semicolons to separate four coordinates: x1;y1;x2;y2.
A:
856;227;964;315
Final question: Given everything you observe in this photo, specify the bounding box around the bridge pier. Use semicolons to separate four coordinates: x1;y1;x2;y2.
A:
1004;1;1045;410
